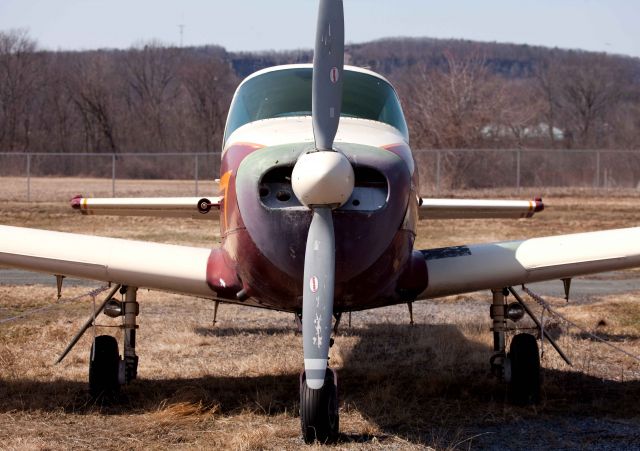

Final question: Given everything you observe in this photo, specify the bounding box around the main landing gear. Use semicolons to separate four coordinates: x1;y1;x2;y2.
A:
89;286;140;397
490;289;541;405
300;368;339;444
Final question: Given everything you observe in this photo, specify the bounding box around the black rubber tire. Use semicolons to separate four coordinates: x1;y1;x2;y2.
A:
89;335;120;398
508;333;541;405
300;372;339;444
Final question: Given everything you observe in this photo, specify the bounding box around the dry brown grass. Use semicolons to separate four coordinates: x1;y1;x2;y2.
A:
0;177;219;203
2;179;640;449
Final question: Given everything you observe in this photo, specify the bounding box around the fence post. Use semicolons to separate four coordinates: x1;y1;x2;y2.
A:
595;150;601;188
111;154;116;197
516;149;521;190
435;150;441;194
26;153;31;202
195;154;199;196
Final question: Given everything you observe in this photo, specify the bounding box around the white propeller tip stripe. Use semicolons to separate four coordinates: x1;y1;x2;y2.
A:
304;358;328;370
306;378;326;390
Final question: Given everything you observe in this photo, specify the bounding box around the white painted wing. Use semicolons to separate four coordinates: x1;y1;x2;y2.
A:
70;196;221;220
0;225;214;298
420;198;544;219
420;227;640;299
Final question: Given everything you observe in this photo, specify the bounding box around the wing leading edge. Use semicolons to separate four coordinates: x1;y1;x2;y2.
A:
0;225;216;298
418;227;640;299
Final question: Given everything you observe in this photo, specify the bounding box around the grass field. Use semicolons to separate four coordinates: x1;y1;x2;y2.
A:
2;178;640;450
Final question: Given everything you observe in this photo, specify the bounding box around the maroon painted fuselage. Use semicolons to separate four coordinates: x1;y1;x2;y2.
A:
207;139;427;313
206;65;427;313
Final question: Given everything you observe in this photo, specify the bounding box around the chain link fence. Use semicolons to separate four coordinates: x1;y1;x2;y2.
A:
415;149;640;193
1;149;639;201
0;152;222;201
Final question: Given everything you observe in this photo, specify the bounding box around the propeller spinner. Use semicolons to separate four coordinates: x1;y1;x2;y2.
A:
291;0;353;391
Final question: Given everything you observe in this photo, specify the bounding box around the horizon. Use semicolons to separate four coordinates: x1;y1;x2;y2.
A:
0;0;638;59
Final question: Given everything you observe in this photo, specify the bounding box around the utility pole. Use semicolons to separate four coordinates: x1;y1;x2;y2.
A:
178;24;185;47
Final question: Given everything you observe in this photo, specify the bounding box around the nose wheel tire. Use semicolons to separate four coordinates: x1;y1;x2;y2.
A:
508;333;541;405
300;370;339;444
89;335;120;397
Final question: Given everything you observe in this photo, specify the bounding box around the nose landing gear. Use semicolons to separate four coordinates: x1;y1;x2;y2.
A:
300;368;339;444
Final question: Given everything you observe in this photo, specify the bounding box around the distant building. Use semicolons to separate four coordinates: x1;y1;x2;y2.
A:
482;122;564;141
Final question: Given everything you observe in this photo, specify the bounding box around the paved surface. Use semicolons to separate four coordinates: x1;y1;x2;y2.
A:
3;269;640;295
0;269;101;287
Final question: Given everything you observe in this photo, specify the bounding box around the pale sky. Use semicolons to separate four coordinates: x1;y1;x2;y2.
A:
0;0;638;58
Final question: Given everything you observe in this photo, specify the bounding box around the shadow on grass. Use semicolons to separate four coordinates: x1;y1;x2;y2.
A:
2;323;640;447
573;331;640;342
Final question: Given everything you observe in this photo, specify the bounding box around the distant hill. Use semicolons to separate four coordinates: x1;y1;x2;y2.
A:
229;37;640;80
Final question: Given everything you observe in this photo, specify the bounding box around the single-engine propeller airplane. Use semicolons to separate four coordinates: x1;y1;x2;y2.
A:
2;0;640;444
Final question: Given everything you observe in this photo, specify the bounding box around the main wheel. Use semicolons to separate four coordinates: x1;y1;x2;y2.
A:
300;370;339;444
508;333;540;405
89;335;120;397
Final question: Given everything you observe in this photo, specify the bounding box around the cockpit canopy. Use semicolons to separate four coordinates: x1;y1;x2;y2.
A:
224;65;409;143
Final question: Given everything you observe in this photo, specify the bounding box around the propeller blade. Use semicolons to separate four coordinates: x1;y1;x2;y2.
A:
303;207;335;389
313;0;344;151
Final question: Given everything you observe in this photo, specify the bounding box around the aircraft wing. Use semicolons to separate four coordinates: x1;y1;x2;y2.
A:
419;227;640;299
0;225;217;299
419;198;544;219
70;196;221;219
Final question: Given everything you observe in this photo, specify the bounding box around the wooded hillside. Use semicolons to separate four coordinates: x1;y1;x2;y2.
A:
1;31;639;157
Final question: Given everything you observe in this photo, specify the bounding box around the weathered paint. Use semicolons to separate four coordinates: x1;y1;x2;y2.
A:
211;134;425;311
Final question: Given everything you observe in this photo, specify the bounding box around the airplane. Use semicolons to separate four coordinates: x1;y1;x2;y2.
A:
2;0;640;444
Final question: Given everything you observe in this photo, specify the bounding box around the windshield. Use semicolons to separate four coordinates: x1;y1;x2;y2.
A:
224;67;409;142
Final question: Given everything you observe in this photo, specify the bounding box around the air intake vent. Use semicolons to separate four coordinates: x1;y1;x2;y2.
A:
354;166;386;188
258;164;387;211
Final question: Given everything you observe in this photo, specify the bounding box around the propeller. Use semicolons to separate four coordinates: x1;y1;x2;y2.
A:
291;0;353;390
312;0;344;151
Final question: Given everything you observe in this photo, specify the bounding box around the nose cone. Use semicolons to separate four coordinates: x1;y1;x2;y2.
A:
292;151;354;208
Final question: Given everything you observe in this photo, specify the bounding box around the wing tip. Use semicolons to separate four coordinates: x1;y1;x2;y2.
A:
70;195;83;210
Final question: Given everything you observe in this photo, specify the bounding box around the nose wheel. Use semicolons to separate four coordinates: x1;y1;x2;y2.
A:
300;369;339;444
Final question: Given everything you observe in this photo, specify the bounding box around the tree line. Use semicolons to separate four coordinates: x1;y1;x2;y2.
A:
1;30;639;182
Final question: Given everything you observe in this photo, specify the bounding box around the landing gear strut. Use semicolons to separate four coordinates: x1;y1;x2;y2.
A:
300;368;339;444
88;286;139;397
490;289;540;405
121;286;139;384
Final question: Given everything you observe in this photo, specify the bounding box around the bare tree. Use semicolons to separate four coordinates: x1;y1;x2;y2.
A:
533;56;564;148
181;57;236;151
533;51;637;151
397;51;511;188
0;29;41;151
123;42;182;151
556;54;624;148
68;52;121;153
31;52;81;153
399;51;506;149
